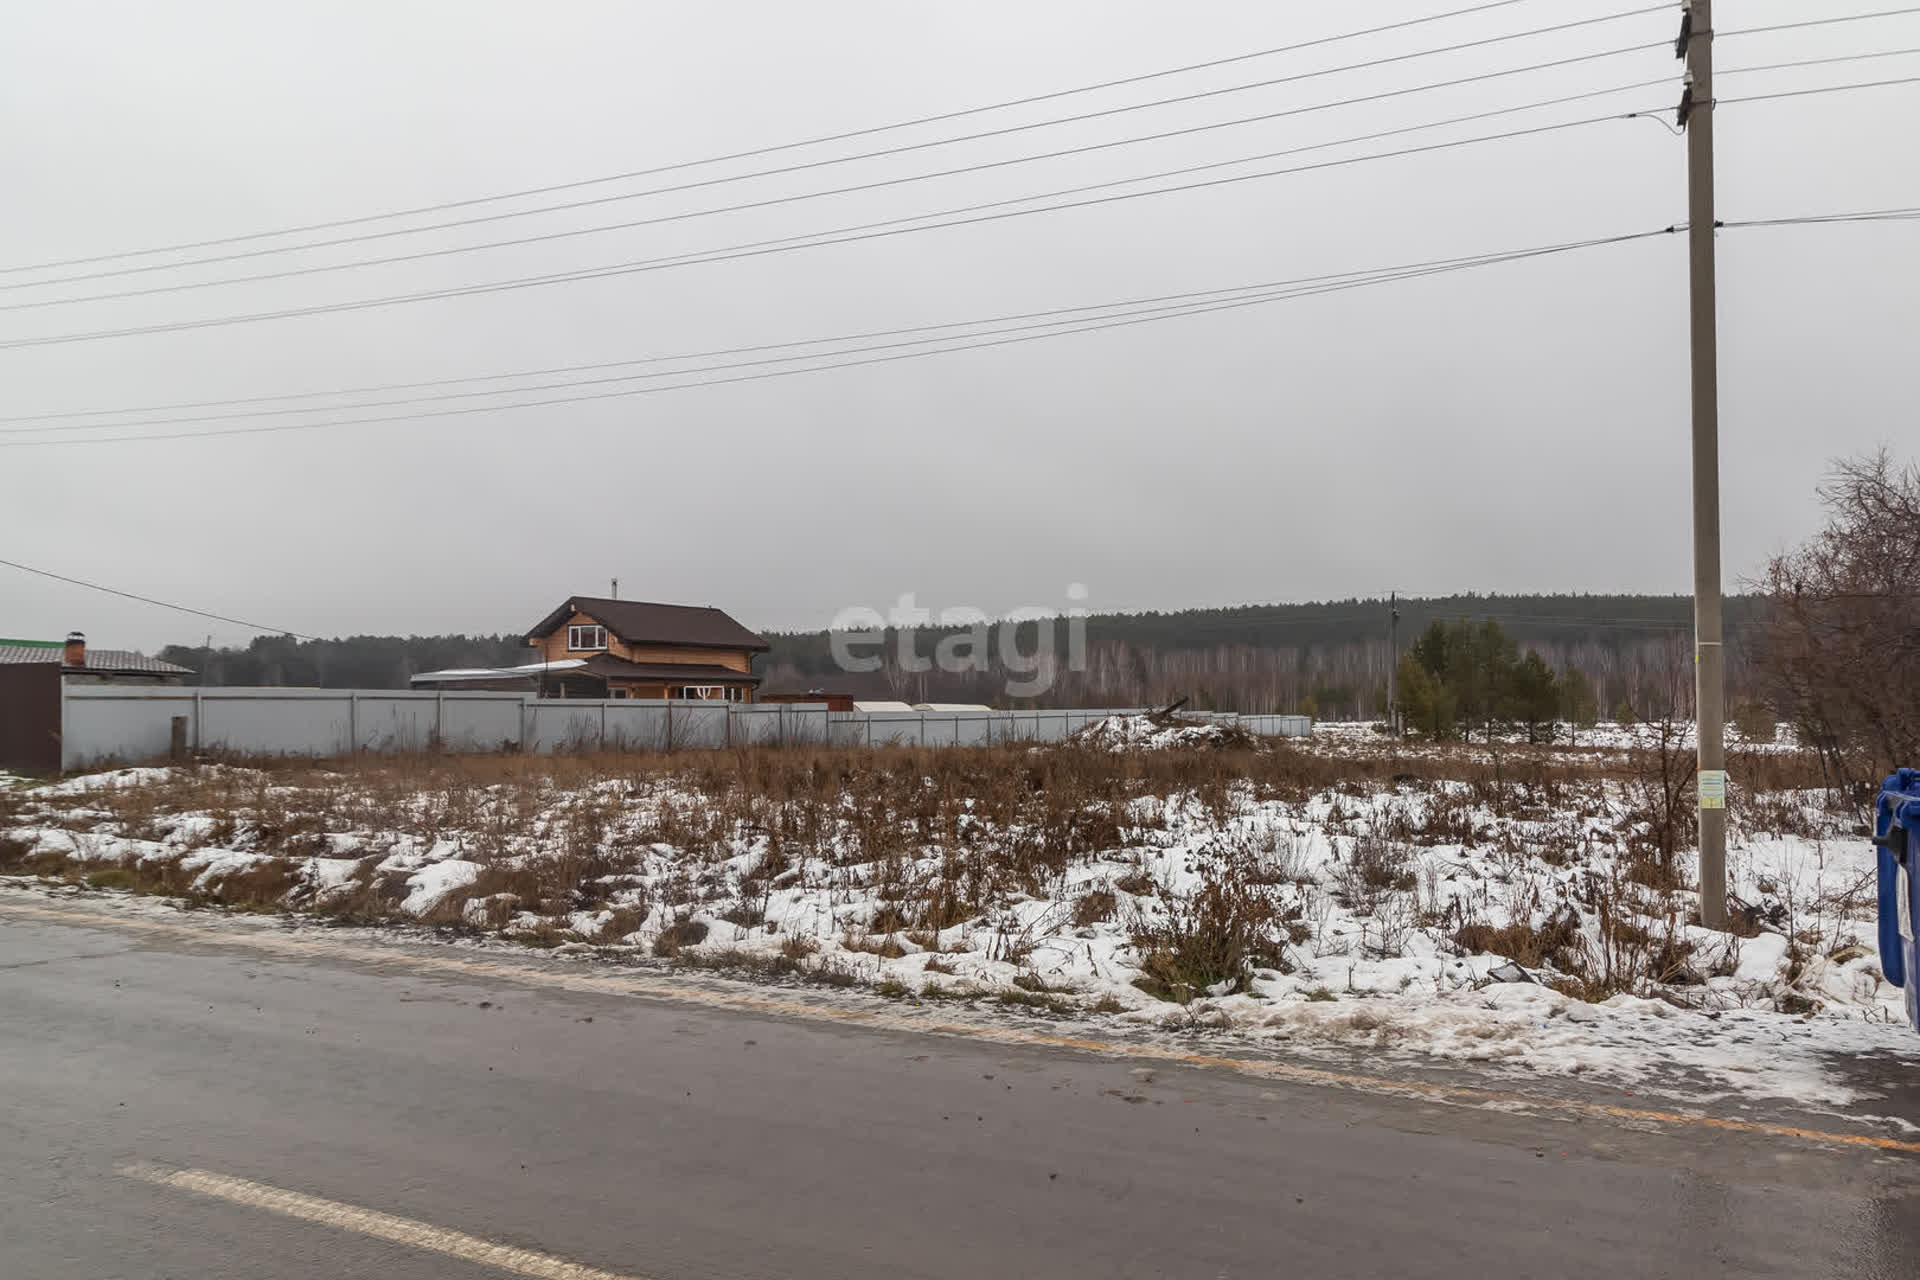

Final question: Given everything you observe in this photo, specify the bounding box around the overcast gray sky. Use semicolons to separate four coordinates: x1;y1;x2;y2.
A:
2;0;1915;651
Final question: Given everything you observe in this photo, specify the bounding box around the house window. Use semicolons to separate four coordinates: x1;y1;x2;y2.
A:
667;684;745;701
568;624;607;652
610;688;628;699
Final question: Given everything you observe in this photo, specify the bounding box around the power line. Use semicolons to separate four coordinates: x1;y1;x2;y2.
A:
13;0;1883;293
12;242;1656;444
1125;606;1704;640
1;237;1664;436
1721;205;1920;229
0;293;1394;435
0;108;1662;351
52;58;1881;330
8;200;1899;447
2;32;1680;301
1457;612;1692;630
1721;46;1920;78
0;277;1430;426
6;0;1886;294
0;0;1602;277
1726;5;1920;40
0;238;1658;427
0;260;1558;433
3;67;1679;315
1717;73;1920;108
0;229;1676;449
1612;48;1920;137
0;277;1402;424
9;65;1902;429
0;557;315;639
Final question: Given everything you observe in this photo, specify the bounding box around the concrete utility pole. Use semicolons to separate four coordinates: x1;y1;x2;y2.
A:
1386;592;1401;737
1680;0;1728;929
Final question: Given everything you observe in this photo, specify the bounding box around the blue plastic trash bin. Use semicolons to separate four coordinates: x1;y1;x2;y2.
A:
1876;769;1920;1033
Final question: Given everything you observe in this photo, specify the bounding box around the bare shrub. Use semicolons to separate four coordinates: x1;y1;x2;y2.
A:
1755;449;1920;782
718;895;767;928
1361;891;1418;959
1329;833;1415;913
593;904;649;943
1620;643;1698;882
1072;886;1118;926
652;915;709;957
202;860;301;913
1128;852;1289;1002
1454;907;1583;972
0;833;61;876
778;934;820;962
842;932;907;958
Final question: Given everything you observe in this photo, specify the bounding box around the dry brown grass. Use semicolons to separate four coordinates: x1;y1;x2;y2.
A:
1454;912;1585;972
1127;843;1292;1003
2;739;1849;1008
1071;886;1118;926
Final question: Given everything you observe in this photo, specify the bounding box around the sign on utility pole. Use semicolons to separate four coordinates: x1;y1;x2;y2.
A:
1680;0;1728;929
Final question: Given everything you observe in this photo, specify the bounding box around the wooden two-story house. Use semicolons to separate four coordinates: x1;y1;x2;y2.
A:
521;596;768;701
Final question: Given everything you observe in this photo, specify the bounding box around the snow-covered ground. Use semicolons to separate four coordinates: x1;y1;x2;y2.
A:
1308;717;1799;754
3;743;1914;1120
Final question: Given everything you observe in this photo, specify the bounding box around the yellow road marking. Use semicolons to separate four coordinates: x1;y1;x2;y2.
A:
120;1162;644;1279
10;895;1919;1156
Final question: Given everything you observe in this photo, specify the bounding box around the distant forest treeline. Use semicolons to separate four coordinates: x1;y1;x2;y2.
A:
162;593;1767;720
758;593;1765;719
161;634;530;692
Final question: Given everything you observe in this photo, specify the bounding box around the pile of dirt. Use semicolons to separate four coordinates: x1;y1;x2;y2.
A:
1072;714;1260;752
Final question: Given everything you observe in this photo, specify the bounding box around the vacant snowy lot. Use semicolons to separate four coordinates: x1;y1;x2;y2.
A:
4;719;1915;1114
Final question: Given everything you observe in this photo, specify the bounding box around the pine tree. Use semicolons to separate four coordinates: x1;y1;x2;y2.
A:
1504;650;1561;743
1560;666;1600;729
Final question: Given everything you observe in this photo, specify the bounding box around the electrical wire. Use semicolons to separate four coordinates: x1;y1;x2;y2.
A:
0;229;1676;449
0;108;1662;351
1;237;1665;436
1721;46;1920;78
1167;609;1695;636
10;241;1658;442
0;0;1634;277
0;280;1440;424
0;271;1445;423
1721;205;1920;229
3;234;1671;426
1718;74;1920;107
2;68;1679;314
0;557;315;639
1454;612;1692;630
1726;5;1920;40
11;198;1905;446
2;32;1679;298
0;3;1901;306
0;268;1543;431
4;0;1885;286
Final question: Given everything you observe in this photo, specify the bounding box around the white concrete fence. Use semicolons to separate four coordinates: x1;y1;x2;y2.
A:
56;686;1310;770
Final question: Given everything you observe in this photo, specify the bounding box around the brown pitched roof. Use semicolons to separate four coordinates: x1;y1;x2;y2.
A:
526;597;769;652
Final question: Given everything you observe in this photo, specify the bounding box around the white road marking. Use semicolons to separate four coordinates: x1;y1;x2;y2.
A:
119;1162;648;1280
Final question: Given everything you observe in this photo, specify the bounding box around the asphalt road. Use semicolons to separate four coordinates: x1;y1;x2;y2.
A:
3;905;1918;1279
